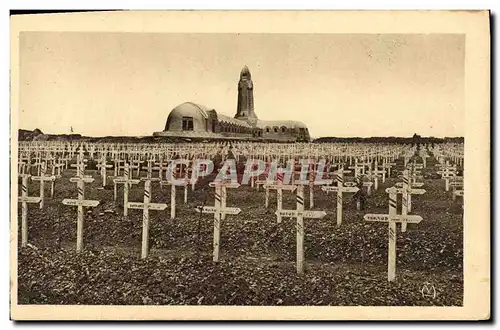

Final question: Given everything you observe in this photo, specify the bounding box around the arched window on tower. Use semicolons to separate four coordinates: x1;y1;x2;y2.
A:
281;126;287;134
273;126;279;133
265;127;270;133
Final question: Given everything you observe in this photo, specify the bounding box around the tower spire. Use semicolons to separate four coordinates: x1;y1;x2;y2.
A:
240;65;251;78
235;65;257;122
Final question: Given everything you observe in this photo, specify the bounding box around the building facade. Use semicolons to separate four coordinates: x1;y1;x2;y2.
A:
153;66;311;142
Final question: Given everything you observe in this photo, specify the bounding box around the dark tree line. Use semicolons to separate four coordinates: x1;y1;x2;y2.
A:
313;135;464;145
18;128;464;145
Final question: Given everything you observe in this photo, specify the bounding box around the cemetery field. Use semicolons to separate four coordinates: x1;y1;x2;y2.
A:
17;159;463;306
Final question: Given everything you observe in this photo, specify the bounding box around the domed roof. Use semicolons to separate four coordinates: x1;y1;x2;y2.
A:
169;102;212;119
165;102;216;132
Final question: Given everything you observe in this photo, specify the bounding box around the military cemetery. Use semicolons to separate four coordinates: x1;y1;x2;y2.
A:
16;139;464;306
13;21;480;315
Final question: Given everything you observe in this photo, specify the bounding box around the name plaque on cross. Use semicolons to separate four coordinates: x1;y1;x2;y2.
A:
127;180;168;259
278;185;328;274
62;171;100;252
196;206;242;215
197;181;241;263
364;188;424;282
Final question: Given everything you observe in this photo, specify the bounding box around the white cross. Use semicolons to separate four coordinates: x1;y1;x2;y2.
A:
321;171;359;227
263;180;297;223
437;163;457;191
31;162;55;209
113;163;140;217
348;163;365;179
127;179;168;259
381;161;396;179
32;156;43;176
152;158;167;185
276;185;326;274
129;159;143;177
62;173;99;252
196;181;241;263
18;174;41;247
113;158;125;177
161;170;189;219
96;154;113;187
372;160;386;185
48;162;63;198
70;155;89;178
364;188;424;282
189;158;199;191
387;183;425;232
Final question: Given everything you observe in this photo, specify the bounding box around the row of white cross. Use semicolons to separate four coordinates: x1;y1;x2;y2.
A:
17;151;463;280
19;140;410;162
364;166;427;282
436;161;464;199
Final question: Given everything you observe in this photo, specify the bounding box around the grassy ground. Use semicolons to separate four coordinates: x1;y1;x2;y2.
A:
16;157;463;306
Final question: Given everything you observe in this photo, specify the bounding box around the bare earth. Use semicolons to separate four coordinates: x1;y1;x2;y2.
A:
17;157;463;306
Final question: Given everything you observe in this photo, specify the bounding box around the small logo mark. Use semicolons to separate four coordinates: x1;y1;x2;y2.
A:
421;282;436;299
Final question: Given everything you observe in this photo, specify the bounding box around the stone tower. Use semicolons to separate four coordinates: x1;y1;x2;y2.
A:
235;65;258;125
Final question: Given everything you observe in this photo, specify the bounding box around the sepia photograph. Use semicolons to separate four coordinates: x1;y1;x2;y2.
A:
9;10;490;320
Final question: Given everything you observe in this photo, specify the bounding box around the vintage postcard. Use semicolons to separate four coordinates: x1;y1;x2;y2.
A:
10;10;490;320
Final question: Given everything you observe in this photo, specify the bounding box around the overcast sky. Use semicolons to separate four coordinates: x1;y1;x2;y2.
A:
18;32;464;138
